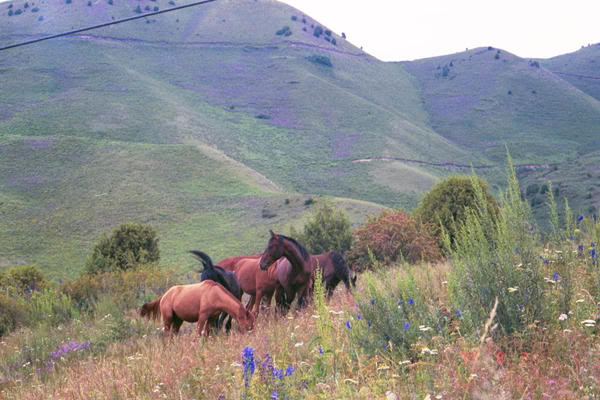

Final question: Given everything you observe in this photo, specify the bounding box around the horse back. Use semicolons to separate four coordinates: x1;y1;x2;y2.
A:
216;254;261;272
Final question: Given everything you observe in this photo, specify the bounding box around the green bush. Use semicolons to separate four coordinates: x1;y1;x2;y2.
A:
0;264;46;294
289;199;352;255
306;55;332;67
85;222;160;275
0;293;27;337
447;158;545;337
349;269;450;360
25;288;76;327
414;176;499;250
345;209;441;272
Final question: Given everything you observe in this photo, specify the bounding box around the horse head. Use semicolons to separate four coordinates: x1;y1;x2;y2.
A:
259;230;283;271
238;305;255;333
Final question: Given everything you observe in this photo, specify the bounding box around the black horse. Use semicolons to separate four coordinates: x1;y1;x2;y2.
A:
189;250;243;331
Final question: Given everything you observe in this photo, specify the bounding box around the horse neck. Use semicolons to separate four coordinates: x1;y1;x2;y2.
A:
211;286;244;317
281;238;310;274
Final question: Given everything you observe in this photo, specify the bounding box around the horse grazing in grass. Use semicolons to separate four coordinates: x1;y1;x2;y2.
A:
312;251;356;297
140;280;254;339
190;250;243;331
259;231;313;312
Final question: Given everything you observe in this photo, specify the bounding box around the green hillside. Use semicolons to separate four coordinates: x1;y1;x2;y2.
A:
1;0;600;277
400;47;600;163
544;43;600;102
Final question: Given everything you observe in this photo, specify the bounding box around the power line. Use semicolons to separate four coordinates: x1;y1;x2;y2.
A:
0;0;218;52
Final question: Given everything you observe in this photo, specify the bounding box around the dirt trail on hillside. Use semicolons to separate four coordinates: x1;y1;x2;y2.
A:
352;157;554;171
4;33;368;57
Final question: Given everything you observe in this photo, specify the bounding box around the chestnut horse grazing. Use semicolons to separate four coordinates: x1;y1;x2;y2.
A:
140;280;254;339
259;231;313;312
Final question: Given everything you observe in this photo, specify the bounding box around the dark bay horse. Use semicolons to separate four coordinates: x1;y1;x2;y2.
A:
140;280;254;339
259;231;313;312
312;251;356;297
190;250;243;331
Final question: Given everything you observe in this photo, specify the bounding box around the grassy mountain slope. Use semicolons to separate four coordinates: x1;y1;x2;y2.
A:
543;43;600;102
400;47;600;164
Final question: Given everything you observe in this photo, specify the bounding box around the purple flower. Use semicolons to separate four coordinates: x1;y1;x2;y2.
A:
578;215;584;223
397;299;403;305
271;392;279;400
404;322;410;330
318;345;323;354
242;346;255;387
357;314;361;320
273;368;283;379
370;299;375;305
552;272;559;280
408;298;414;306
367;320;371;328
456;310;462;319
346;320;352;330
543;259;549;264
285;365;294;376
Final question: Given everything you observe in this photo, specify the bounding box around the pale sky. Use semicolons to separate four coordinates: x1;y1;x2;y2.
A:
281;0;600;61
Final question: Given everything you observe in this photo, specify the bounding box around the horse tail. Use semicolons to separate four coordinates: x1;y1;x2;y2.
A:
140;296;162;320
189;250;215;270
331;251;352;291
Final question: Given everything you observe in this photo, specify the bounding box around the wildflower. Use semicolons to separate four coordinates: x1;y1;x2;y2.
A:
408;298;414;305
273;368;283;379
271;392;279;400
294;342;304;347
496;351;504;367
318;345;323;354
552;272;559;280
581;319;596;327
285;365;294;377
357;313;361;320
404;322;410;330
578;244;584;255
397;299;402;305
456;310;462;319
508;287;518;293
370;299;375;305
346;320;352;330
367;320;371;328
559;314;568;321
578;215;584;223
543;259;549;264
242;346;255;387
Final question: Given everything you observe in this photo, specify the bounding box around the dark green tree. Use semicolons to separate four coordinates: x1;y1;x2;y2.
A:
290;199;352;255
414;176;499;249
86;222;160;274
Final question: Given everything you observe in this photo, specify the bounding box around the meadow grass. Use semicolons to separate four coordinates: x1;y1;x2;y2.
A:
1;244;600;399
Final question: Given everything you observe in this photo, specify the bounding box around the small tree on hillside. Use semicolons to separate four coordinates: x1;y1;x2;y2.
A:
414;176;499;250
86;222;160;274
289;199;352;255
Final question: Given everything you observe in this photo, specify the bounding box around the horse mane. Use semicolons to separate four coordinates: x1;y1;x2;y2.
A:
189;250;215;270
278;234;310;261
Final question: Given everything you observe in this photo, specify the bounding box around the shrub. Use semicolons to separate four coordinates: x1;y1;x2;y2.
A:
108;0;113;4
331;38;336;46
134;5;142;13
24;2;28;8
306;55;332;67
349;269;450;360
0;294;26;337
291;15;297;21
85;222;160;275
526;183;539;196
289;199;352;255
447;154;545;337
275;26;291;36
14;9;21;15
414;176;499;250
8;9;13;16
345;209;441;272
0;264;46;294
313;26;323;38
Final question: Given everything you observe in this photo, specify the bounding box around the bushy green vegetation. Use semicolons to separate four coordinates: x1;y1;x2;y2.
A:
345;209;441;272
414;175;499;249
85;223;160;275
289;199;352;255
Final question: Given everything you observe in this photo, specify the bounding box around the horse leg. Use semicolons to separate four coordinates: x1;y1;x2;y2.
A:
297;280;312;309
275;286;288;315
252;290;263;317
172;316;183;336
197;312;210;338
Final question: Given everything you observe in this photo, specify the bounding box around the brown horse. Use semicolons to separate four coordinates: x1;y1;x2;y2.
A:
277;251;356;303
140;280;254;339
259;231;313;312
215;254;261;271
